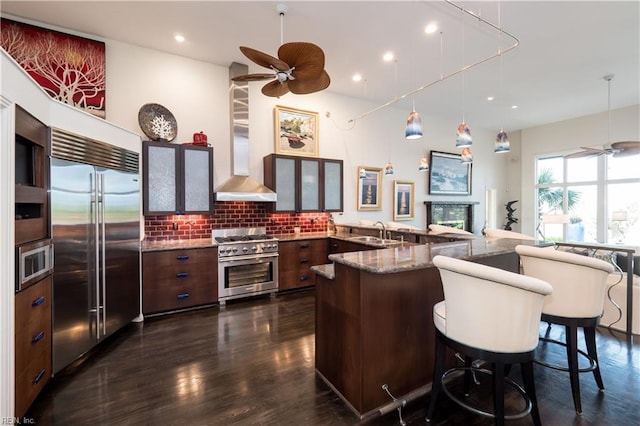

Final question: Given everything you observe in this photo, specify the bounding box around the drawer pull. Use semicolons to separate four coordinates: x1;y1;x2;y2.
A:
299;275;309;281
32;369;46;385
300;259;309;264
300;244;310;249
32;331;45;343
32;296;46;307
177;293;190;300
176;272;189;278
176;255;189;260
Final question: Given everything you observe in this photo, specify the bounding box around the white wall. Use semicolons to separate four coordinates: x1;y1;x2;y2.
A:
101;40;512;233
519;104;640;236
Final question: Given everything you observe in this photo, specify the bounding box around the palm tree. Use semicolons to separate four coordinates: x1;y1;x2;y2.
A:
537;168;581;239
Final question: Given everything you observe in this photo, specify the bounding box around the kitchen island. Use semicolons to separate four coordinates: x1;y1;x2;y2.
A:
312;237;545;420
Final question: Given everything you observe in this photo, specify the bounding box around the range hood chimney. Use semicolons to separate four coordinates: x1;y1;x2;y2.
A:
215;62;277;202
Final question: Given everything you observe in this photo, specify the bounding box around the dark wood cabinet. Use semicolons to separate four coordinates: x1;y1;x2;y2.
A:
278;239;329;290
142;247;217;314
264;154;343;213
143;141;214;215
328;238;377;255
15;276;52;417
15;105;50;245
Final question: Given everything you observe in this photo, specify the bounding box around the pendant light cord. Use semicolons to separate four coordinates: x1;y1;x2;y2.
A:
349;0;520;124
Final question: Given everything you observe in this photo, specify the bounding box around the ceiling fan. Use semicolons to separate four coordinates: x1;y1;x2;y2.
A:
231;4;330;97
565;75;640;159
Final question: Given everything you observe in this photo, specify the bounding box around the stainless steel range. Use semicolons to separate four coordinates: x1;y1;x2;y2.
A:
214;227;278;305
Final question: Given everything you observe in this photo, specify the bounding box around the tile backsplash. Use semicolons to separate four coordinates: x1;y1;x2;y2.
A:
144;201;331;240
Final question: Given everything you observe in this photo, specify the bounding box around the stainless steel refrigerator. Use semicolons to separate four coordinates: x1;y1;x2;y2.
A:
50;128;140;374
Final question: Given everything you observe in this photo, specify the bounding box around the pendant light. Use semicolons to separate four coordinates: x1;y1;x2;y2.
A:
494;4;510;154
461;147;473;164
405;104;423;139
455;9;472;149
405;28;423;140
385;162;394;175
359;167;367;179
418;155;429;172
456;122;472;148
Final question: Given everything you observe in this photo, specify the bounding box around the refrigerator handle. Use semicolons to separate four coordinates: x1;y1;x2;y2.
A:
92;172;101;340
99;173;107;337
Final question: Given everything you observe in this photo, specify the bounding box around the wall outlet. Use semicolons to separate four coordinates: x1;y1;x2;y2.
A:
172;222;178;230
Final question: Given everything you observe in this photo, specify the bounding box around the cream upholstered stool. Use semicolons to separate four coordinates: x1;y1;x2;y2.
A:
515;245;614;414
484;228;535;240
428;223;473;235
426;255;552;426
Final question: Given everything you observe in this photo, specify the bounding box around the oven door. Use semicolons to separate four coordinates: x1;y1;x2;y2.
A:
218;254;278;302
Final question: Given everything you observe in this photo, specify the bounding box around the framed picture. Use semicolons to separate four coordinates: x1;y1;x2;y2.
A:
393;180;415;220
429;151;472;195
357;166;382;211
274;105;319;157
1;18;106;118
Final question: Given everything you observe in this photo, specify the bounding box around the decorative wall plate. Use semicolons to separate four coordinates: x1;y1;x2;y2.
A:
138;103;177;142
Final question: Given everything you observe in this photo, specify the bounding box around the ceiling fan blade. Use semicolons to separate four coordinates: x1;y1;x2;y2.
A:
239;46;289;71
262;80;290;97
231;73;276;82
278;42;325;80
564;150;602;159
611;141;640;150
288;70;331;95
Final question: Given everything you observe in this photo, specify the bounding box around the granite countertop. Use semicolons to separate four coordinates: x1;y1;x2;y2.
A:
141;238;217;252
326;237;547;275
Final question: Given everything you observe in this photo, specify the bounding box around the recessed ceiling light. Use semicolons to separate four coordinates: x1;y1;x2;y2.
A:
352;74;363;82
424;22;438;34
383;52;394;62
174;34;185;43
511;105;519;109
487;96;494;101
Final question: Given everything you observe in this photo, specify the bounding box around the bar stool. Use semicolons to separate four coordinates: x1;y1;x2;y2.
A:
426;255;552;426
515;245;614;414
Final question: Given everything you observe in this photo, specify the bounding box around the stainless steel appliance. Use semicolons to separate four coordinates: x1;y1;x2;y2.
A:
50;128;140;374
214;227;278;305
15;238;54;292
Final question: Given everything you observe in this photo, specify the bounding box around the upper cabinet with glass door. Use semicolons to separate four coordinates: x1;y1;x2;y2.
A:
263;154;343;213
143;141;214;215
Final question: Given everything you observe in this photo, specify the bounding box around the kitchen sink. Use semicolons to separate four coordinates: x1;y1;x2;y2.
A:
348;236;402;246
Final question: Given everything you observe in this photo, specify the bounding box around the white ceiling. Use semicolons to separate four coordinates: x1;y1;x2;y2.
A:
2;1;639;133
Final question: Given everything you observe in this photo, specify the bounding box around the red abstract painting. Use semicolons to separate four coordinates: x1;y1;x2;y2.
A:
1;18;106;118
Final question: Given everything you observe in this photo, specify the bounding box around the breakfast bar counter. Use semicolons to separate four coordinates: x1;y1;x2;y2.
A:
312;237;545;420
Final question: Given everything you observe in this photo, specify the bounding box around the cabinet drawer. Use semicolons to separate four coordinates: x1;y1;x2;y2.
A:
143;278;215;314
143;248;214;266
15;276;51;417
15;277;52;373
15;349;51;418
145;265;215;287
278;239;327;290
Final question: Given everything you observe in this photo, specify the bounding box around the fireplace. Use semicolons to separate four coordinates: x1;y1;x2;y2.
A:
425;201;479;233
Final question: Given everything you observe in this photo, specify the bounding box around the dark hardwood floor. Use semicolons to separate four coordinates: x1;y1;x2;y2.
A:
27;289;639;425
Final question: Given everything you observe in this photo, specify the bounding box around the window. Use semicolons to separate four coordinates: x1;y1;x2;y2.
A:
535;152;639;244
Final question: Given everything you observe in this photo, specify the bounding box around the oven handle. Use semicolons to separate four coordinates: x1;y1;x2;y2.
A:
218;253;279;264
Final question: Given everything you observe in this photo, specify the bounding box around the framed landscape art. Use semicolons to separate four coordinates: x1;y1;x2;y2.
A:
274;105;319;157
357;166;382;211
428;151;472;195
393;180;415;220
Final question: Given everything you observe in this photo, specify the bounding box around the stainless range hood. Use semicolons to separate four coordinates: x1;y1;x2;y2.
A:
215;62;277;202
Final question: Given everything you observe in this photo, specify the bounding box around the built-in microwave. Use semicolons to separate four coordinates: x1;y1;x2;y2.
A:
16;238;54;292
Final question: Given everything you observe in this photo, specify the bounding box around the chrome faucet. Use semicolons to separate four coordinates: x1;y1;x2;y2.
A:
374;221;386;240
